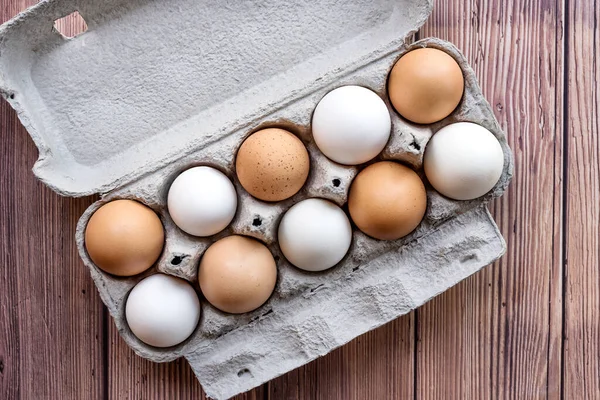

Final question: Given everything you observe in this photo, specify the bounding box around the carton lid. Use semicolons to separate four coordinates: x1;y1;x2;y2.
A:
0;0;433;196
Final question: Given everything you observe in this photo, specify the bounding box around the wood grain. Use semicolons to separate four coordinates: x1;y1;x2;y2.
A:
418;1;565;399
53;10;88;39
563;0;600;398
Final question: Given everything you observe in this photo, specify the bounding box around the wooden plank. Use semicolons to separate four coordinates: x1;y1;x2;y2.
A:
107;323;265;399
418;1;565;399
268;314;415;400
563;0;600;398
0;4;105;400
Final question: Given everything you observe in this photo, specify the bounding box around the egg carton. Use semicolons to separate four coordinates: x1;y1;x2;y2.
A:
0;0;514;398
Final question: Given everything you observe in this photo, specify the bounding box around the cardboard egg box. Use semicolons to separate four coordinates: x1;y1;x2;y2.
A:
0;0;514;398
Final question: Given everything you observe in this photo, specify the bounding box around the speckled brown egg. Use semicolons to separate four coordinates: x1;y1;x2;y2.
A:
199;235;277;314
236;128;310;202
348;161;427;241
85;200;164;276
388;48;464;124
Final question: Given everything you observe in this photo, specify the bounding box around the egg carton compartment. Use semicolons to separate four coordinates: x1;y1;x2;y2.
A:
0;0;514;398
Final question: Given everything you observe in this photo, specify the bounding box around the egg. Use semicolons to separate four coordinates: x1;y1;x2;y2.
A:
388;48;464;124
278;198;352;271
168;166;237;237
125;274;201;347
312;85;391;165
236;128;310;202
85;199;164;276
348;162;427;241
199;235;277;314
424;122;504;200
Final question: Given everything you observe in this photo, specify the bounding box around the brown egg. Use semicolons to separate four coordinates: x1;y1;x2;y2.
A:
85;200;164;276
388;48;464;124
199;235;277;314
348;161;427;240
236;128;310;202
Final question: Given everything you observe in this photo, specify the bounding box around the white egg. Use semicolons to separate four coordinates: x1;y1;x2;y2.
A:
278;198;352;272
168;166;237;236
125;274;201;348
312;85;391;165
424;122;504;200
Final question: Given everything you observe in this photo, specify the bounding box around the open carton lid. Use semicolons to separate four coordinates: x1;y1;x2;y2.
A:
0;0;433;196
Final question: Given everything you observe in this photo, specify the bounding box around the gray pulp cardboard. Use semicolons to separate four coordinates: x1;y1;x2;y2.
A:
0;0;514;398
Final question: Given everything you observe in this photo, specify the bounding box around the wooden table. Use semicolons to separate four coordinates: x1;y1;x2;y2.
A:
1;0;598;398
